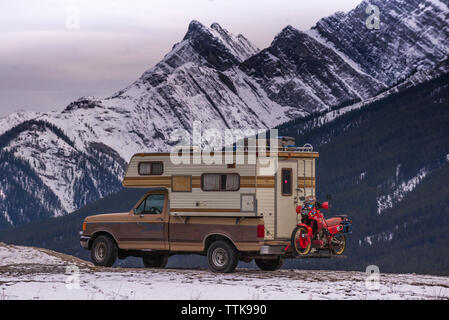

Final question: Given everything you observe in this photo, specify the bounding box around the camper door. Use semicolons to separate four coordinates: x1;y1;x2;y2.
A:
276;161;298;238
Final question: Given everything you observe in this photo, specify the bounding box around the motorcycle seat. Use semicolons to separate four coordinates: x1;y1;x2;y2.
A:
326;217;342;227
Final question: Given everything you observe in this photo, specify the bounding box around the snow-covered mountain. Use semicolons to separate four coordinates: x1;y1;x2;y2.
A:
1;0;448;228
240;25;385;112
311;0;449;86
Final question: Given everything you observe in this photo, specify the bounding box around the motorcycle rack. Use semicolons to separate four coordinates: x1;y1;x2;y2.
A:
284;252;347;259
281;244;347;259
287;252;348;259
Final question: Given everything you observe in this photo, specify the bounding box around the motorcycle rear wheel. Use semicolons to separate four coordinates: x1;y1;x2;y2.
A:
291;226;312;255
331;234;346;255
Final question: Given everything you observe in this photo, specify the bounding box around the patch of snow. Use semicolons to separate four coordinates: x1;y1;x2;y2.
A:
305;29;382;84
427;0;449;12
2;210;13;226
377;168;428;215
0;243;63;267
396;164;401;181
385;232;394;241
359;172;367;181
0;110;39;136
364;231;394;245
364;235;373;246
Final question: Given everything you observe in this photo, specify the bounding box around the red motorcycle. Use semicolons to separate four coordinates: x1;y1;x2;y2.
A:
290;195;352;256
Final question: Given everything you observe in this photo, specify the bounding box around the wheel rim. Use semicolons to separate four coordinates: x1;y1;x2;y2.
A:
294;227;311;255
95;242;106;261
212;248;228;267
332;235;346;254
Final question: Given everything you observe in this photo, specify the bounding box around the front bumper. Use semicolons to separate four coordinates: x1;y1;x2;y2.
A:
80;234;91;249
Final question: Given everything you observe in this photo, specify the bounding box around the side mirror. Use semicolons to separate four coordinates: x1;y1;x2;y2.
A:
326;194;332;200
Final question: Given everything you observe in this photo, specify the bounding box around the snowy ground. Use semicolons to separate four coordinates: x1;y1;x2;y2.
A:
1;242;448;300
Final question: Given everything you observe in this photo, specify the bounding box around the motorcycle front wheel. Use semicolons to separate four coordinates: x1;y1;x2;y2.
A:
331;234;346;255
291;226;312;255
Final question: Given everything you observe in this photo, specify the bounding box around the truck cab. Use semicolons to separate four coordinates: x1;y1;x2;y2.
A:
80;188;270;272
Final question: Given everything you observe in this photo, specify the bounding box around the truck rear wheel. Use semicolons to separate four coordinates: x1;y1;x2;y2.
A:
142;253;168;268
255;257;283;271
207;240;239;273
91;235;117;267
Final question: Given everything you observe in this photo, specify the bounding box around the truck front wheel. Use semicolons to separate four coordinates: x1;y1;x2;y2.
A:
142;253;168;268
91;235;117;267
255;257;283;271
207;241;239;273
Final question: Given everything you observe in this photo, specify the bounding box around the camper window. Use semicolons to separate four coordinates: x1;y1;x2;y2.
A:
138;162;163;175
202;173;240;191
281;168;292;196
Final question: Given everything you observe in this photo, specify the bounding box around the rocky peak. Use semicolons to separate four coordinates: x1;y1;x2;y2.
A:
270;26;317;58
210;22;225;34
180;20;259;70
183;20;212;41
63;97;102;113
273;25;299;41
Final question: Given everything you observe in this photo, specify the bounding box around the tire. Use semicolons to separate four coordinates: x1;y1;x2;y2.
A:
291;226;312;255
207;240;239;273
331;234;346;255
91;235;118;267
142;253;168;268
255;257;283;271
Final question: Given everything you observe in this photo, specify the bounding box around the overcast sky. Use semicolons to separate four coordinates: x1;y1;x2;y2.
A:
0;0;362;117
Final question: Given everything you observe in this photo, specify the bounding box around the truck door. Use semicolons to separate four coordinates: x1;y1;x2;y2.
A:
276;161;298;238
124;191;169;250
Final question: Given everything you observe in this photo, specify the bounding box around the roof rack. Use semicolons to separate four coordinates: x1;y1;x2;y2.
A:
237;143;314;152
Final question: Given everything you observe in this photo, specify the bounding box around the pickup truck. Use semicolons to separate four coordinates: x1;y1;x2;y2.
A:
80;189;284;273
